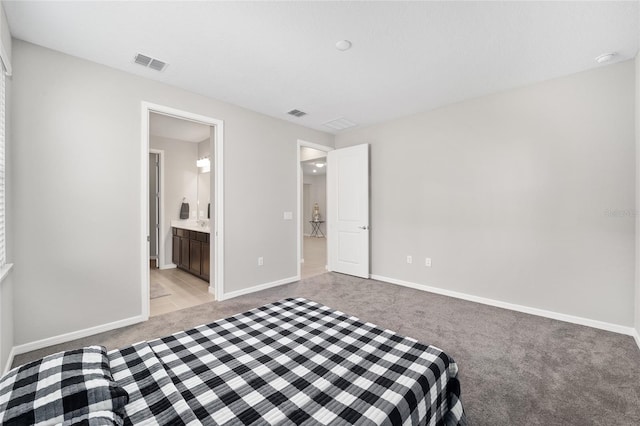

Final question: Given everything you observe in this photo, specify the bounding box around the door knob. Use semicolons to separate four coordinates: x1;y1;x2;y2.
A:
359;226;368;230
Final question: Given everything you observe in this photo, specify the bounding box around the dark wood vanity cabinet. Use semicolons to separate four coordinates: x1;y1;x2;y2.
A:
172;228;210;281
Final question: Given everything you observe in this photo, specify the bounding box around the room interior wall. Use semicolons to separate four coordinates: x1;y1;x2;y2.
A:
197;138;211;221
10;40;333;346
150;135;199;266
148;153;158;260
635;54;640;341
335;60;636;327
303;183;311;236
302;174;326;235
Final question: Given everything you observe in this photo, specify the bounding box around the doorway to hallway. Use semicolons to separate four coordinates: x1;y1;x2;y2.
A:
298;141;331;279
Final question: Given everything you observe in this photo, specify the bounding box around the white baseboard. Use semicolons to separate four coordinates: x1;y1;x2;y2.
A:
12;315;146;357
220;276;299;301
3;346;16;374
159;263;177;270
633;329;640;350
371;275;636;337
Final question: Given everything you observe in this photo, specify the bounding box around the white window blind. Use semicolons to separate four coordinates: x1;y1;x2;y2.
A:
0;65;5;268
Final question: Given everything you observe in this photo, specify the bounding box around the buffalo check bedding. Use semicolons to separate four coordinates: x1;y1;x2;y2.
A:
108;298;466;425
0;298;466;425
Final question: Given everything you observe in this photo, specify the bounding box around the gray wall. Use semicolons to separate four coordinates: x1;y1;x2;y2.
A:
302;174;326;235
197;138;211;220
11;40;333;346
150;135;199;266
148;153;158;259
636;55;640;335
335;61;636;327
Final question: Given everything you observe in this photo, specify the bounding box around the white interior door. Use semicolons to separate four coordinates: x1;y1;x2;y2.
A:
327;144;369;278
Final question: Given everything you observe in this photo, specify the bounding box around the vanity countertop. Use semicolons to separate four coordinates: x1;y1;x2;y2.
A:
171;219;210;234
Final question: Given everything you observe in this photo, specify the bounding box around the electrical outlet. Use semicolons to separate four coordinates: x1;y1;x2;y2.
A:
258;257;264;266
406;255;412;264
425;257;432;267
283;211;293;220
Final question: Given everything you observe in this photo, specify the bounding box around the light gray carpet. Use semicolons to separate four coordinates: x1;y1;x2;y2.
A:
149;280;171;299
13;273;640;425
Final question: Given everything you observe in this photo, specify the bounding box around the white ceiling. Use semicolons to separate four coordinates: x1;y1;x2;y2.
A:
301;158;327;177
5;1;639;134
301;147;327;176
149;112;210;143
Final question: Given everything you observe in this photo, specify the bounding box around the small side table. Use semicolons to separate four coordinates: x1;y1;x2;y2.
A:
309;220;325;238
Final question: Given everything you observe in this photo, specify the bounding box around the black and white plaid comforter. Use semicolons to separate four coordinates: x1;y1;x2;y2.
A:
109;298;466;425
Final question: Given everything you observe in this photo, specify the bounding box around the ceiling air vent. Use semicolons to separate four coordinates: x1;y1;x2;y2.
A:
287;109;307;118
134;53;168;72
323;117;356;131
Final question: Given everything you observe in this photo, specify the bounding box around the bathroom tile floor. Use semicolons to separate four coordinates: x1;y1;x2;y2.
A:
150;236;325;317
150;266;215;317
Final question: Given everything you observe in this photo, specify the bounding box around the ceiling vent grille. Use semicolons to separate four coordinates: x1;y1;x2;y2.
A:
323;117;357;131
134;53;168;72
287;109;307;118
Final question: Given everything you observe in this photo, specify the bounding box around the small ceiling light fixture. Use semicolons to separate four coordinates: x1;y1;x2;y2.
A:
595;52;617;64
315;162;325;168
335;40;352;51
313;169;317;173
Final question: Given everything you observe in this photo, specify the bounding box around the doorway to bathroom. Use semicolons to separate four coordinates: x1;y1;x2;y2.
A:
141;103;224;319
298;141;332;279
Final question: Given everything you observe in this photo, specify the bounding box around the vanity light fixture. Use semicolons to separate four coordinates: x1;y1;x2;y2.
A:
315;162;325;168
197;157;211;173
196;157;210;168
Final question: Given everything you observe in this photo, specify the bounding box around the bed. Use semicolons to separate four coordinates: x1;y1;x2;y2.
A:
0;298;466;425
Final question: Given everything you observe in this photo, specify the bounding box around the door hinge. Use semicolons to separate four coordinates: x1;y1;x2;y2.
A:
147;235;150;242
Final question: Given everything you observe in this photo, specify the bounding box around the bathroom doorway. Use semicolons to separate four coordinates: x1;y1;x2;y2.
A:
297;141;332;279
141;102;224;319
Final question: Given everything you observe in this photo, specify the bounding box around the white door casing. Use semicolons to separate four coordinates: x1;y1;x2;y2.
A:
141;102;224;318
296;140;333;279
327;144;370;278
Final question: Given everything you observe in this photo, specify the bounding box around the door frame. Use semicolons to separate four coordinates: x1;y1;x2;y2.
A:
141;102;224;319
149;149;165;269
296;140;333;279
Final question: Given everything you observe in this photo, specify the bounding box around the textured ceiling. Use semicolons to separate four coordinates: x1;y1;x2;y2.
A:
5;1;639;134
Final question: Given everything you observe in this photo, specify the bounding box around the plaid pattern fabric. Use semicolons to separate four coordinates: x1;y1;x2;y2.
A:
147;298;466;425
108;342;200;425
0;345;128;426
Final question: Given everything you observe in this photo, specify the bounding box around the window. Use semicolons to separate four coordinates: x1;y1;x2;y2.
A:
0;66;5;269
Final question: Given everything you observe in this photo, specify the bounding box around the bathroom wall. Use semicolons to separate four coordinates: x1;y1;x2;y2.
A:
197;138;211;220
150;135;198;267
